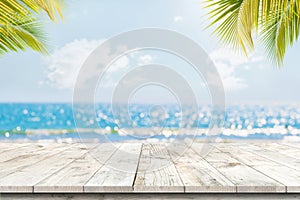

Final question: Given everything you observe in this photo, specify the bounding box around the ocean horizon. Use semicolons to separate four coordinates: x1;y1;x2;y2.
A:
0;103;299;141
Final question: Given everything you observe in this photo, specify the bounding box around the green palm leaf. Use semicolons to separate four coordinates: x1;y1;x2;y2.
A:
205;0;256;55
0;17;47;55
21;0;64;21
205;0;300;66
0;0;64;56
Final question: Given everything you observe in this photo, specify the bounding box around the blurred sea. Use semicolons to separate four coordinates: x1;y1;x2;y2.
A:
1;103;300;141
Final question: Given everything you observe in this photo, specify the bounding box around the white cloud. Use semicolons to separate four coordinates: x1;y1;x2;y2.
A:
214;61;247;91
43;39;264;94
43;39;103;89
106;56;130;73
43;39;155;90
99;53;155;89
174;16;184;22
209;48;266;91
138;54;154;64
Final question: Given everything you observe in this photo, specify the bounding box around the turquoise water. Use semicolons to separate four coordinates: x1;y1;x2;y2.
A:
0;103;299;140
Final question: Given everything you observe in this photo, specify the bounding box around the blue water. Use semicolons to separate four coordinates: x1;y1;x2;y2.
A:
0;103;299;140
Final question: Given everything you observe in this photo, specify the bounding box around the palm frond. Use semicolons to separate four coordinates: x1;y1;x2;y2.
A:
21;0;64;21
205;0;256;55
0;16;47;55
205;0;300;66
0;0;64;56
259;0;300;66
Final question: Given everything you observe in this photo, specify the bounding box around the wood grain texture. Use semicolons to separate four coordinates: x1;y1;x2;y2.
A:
34;143;107;193
217;143;300;192
167;143;235;193
191;143;286;193
85;143;141;193
134;143;184;193
2;193;300;200
0;143;60;163
0;144;82;193
0;142;300;193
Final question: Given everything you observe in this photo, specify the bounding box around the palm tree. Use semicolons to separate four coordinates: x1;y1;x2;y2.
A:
205;0;300;66
0;0;64;55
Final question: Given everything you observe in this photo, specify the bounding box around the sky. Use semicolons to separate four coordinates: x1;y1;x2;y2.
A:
0;0;300;105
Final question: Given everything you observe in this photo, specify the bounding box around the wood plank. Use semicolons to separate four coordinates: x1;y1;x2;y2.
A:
249;142;300;161
3;193;300;199
0;143;73;178
167;142;235;193
216;143;300;193
282;142;300;150
229;143;300;173
0;142;300;194
35;143;120;193
0;142;29;153
85;143;142;193
0;143;61;163
0;143;79;193
133;143;184;193
191;142;286;193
